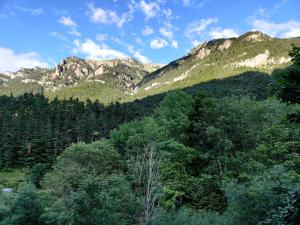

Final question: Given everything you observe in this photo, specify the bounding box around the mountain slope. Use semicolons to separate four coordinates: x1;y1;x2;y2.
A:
0;31;299;103
0;57;163;103
134;31;300;99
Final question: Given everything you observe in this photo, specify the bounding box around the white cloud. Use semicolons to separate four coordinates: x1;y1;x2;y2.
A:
135;37;144;45
49;32;68;41
186;18;218;37
192;40;203;47
182;0;191;7
58;16;81;37
26;8;43;16
0;47;48;72
140;0;160;20
142;26;154;36
110;37;149;63
111;37;122;45
159;27;173;39
197;0;210;8
133;50;151;63
250;19;300;38
163;8;172;18
150;38;168;49
182;0;210;8
171;40;178;49
96;34;109;41
73;39;127;60
59;16;77;27
10;5;44;16
69;28;81;37
87;2;135;27
209;28;239;39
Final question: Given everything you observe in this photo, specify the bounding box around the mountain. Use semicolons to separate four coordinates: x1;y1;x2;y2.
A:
134;31;300;99
0;57;163;103
0;31;299;103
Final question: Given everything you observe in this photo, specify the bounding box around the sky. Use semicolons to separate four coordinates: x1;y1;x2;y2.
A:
0;0;300;72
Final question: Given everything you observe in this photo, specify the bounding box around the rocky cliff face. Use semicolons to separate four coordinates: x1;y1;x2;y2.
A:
138;31;299;93
1;31;299;102
1;57;163;92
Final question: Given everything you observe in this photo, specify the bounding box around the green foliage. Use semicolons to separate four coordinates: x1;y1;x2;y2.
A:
0;93;156;168
154;208;232;225
42;175;140;225
0;191;14;222
41;141;140;225
1;68;300;224
0;184;45;225
289;43;300;65
0;169;28;190
273;65;300;104
159;140;199;209
110;117;165;158
30;164;47;188
274;44;300;104
43;141;121;196
67;175;140;225
223;166;300;225
156;91;194;141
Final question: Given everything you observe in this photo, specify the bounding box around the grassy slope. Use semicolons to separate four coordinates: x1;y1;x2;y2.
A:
1;34;299;104
134;36;300;100
0;80;43;96
46;82;127;103
0;169;29;190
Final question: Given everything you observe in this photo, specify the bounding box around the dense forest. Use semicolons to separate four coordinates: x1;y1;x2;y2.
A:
0;93;163;168
0;71;272;169
0;45;299;225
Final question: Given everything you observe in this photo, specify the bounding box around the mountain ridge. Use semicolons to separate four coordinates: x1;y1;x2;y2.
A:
134;31;300;99
1;31;299;102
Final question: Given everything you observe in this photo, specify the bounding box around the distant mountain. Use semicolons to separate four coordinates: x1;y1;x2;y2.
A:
0;57;163;103
0;57;162;91
135;31;300;99
0;31;299;102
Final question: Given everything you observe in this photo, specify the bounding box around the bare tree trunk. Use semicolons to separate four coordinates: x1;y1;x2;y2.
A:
135;142;161;225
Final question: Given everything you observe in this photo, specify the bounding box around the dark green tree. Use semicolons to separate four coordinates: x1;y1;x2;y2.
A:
289;43;300;65
30;163;47;188
68;175;140;225
1;184;45;225
274;44;300;104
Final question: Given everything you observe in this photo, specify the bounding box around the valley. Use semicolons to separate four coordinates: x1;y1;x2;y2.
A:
0;31;300;225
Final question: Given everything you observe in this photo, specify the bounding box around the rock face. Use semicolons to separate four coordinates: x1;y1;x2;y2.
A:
140;31;298;92
1;57;163;92
230;49;271;68
242;31;272;42
1;31;299;101
225;50;291;69
52;57;144;84
218;40;232;50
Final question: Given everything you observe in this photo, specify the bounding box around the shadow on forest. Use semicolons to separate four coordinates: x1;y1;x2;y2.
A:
130;71;274;112
0;70;275;168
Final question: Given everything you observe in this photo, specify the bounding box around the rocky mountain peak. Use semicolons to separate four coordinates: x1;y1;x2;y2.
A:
240;31;272;42
189;32;273;60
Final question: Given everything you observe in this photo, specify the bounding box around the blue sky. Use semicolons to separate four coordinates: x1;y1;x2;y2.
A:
0;0;300;72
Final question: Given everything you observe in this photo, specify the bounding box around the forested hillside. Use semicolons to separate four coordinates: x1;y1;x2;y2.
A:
1;32;299;104
0;44;299;225
0;93;160;168
0;70;272;169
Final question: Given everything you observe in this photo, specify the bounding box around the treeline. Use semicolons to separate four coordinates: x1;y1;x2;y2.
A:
0;70;272;169
0;45;299;225
0;93;160;168
1;90;299;225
